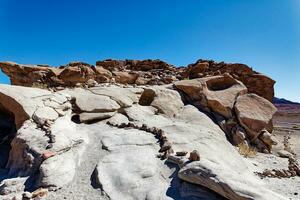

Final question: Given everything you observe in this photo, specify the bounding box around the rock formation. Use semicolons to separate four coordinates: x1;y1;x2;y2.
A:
0;59;295;200
0;59;274;101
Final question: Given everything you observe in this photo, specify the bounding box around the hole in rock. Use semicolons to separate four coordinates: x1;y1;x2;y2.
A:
206;76;236;91
0;103;17;170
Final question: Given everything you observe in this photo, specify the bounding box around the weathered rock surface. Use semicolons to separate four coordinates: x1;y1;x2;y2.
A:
235;93;277;140
139;86;184;117
174;74;247;118
183;60;275;101
0;59;289;200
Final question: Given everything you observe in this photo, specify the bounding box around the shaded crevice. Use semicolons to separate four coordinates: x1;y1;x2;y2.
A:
0;103;17;171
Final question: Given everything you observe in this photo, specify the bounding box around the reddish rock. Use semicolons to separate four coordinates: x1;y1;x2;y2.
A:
42;151;56;160
113;71;139;84
58;62;95;85
235;93;277;140
183;60;275;102
174;74;247;118
189;150;200;161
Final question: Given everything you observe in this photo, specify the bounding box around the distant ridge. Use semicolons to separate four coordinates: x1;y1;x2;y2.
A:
273;97;300;105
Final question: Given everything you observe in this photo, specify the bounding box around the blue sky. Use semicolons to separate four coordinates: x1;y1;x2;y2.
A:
0;0;299;102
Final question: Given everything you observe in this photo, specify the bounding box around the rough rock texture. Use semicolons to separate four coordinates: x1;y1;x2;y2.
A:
174;74;247;119
183;60;275;102
0;59;275;101
235;94;277;140
0;60;290;200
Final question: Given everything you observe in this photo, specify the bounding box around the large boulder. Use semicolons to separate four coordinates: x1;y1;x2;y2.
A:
0;84;51;128
174;74;247;118
58;62;95;85
71;88;121;112
113;71;138;84
182;60;275;102
139;86;184;117
235;93;277;140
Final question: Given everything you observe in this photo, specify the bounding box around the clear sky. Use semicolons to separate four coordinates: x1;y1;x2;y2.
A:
0;0;299;102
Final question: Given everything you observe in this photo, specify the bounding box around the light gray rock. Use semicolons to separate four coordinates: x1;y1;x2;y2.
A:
79;112;116;123
72;88;120;112
32;107;59;125
89;86;139;107
39;150;76;189
122;104;286;200
0;84;51;128
95;128;171;200
102;113;129;125
6;121;48;176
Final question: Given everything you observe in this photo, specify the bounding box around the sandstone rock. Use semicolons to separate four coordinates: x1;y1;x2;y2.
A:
0;178;27;196
32;107;59;125
235;93;277;140
31;188;48;198
277;150;293;158
174;74;247;118
0;60;276;100
189;150;200;161
231;125;248;146
178;162;285;200
6;121;48;176
113;71;138;84
139;86;184;117
103;113;129;125
72;88;120;112
58;62;95;85
122;104;286;200
79;112;116;123
95;128;169;200
186;62;209;79
89;86;138;107
182;60;275;101
0;84;51;128
94;66;112;83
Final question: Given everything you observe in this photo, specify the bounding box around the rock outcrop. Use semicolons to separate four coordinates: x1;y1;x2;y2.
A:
0;59;291;200
0;59;275;101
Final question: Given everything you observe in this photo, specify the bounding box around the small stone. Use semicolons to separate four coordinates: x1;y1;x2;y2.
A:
42;151;56;160
22;191;32;199
32;188;48;198
49;135;56;143
159;141;172;152
176;151;188;156
119;123;127;128
166;155;182;165
277;150;293;158
189;150;200;161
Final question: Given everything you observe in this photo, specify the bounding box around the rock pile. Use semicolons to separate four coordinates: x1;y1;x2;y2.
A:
174;74;278;153
257;157;300;178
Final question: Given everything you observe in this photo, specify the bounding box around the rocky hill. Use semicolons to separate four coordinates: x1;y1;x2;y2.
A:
0;60;298;200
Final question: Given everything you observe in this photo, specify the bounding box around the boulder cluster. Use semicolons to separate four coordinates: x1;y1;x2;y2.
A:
174;74;277;153
0;59;274;101
0;59;278;153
